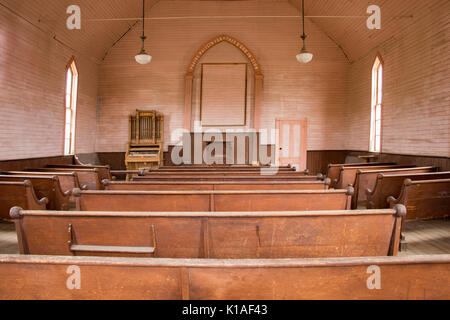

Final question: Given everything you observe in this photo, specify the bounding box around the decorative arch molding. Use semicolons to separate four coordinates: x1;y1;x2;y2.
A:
186;35;262;76
184;35;263;131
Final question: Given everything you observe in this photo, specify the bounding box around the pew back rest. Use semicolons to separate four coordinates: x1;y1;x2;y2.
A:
46;164;112;181
3;171;81;193
367;172;450;209
102;179;331;191
25;168;102;190
0;175;69;210
11;206;406;258
0;253;448;300
389;179;450;220
133;174;323;182
326;162;395;188
0;182;47;219
352;166;437;209
72;188;354;212
335;165;415;189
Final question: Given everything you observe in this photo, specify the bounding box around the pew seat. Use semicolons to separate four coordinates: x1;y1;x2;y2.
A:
0;181;47;219
0;254;448;299
10;205;405;258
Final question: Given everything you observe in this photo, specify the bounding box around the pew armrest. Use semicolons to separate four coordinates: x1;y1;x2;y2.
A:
38;197;49;206
80;184;88;190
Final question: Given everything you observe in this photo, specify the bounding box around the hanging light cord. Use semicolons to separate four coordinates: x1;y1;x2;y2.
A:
141;0;146;43
301;0;306;41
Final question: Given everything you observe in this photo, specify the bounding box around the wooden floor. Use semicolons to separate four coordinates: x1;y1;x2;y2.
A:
0;218;449;256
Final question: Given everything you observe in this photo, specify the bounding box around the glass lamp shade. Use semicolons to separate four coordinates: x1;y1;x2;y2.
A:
296;52;313;64
135;53;152;65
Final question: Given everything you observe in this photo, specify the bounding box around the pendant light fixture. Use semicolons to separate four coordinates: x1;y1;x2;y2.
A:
296;0;313;64
135;0;152;64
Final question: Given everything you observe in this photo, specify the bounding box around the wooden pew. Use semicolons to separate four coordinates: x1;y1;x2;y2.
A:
154;166;296;172
0;171;85;193
159;164;294;169
0;175;71;211
10;205;405;258
102;178;331;191
141;170;310;177
46;164;112;181
334;165;415;190
388;179;450;221
367;172;450;209
134;173;324;182
326;162;395;188
72;187;354;212
0;182;47;219
25;168;103;190
352;166;437;209
0;254;448;299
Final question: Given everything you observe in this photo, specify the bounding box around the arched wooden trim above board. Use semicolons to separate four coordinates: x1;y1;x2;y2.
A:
184;35;264;131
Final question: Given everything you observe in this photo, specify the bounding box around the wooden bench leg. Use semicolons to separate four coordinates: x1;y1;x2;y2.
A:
399;233;407;251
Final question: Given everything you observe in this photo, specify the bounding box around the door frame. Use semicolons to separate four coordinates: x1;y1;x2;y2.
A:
275;118;308;171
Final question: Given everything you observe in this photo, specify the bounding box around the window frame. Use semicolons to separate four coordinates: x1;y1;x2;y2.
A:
63;57;79;156
369;54;383;153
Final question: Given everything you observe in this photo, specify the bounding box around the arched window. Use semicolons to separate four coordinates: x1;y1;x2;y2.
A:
64;58;78;155
370;55;383;152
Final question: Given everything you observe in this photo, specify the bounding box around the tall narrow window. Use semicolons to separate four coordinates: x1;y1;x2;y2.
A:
64;59;78;155
370;56;383;152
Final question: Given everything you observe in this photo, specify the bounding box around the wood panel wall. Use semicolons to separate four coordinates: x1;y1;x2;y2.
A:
0;6;99;161
346;1;449;157
0;155;73;171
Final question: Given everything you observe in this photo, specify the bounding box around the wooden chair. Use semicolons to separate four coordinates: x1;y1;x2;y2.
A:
10;204;405;258
366;172;450;209
0;181;47;219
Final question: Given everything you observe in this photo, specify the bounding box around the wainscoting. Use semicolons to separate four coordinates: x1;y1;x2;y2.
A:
0;155;73;171
1;151;448;175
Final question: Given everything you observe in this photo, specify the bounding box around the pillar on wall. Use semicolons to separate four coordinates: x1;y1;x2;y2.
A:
184;74;193;131
254;74;263;131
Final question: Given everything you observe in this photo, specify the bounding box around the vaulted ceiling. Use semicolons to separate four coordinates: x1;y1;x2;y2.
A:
1;0;443;64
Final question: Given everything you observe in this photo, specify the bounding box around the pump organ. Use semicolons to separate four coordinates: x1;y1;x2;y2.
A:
125;110;164;175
